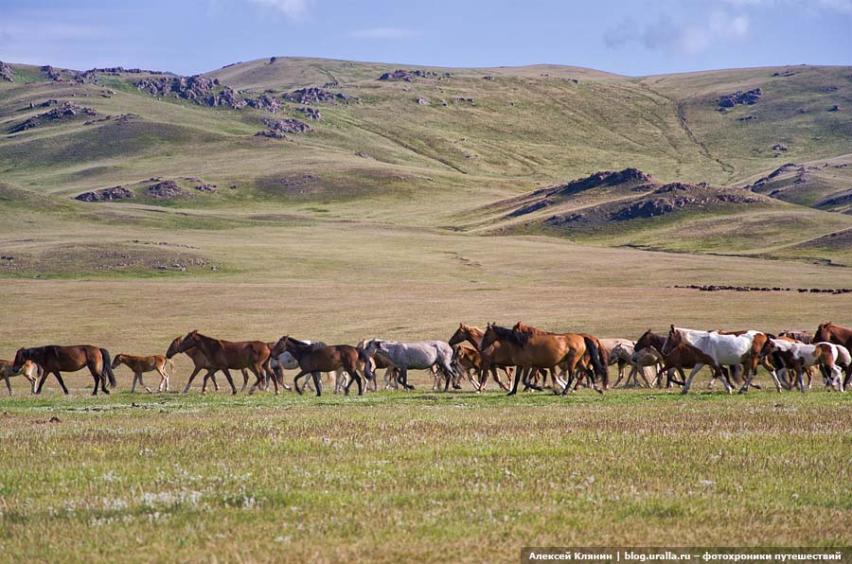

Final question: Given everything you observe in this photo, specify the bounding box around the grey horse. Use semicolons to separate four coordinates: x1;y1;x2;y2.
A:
360;339;459;391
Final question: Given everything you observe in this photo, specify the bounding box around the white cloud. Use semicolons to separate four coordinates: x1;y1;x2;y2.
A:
718;0;852;14
347;27;421;39
604;11;750;55
248;0;310;21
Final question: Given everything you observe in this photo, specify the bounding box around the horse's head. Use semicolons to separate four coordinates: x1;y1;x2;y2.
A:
173;330;200;354
479;323;498;352
814;322;832;343
661;325;681;355
448;323;468;346
271;336;289;357
111;354;124;369
165;337;183;359
359;339;383;358
11;348;30;372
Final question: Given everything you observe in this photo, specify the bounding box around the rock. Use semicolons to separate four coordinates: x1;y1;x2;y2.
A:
245;93;280;113
0;61;14;82
297;107;321;120
828;105;840;112
256;130;287;139
378;69;451;82
134;75;254;110
452;96;475;105
194;184;217;193
75;186;134;202
737;115;757;122
417;97;430;105
772;143;788;152
9;102;97;133
262;117;311;134
41;65;64;81
146;180;184;200
482;75;494;80
718;88;762;109
282;87;353;104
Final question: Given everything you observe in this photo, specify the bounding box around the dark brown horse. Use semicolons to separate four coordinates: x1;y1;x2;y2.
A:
12;345;116;395
173;331;271;395
814;322;852;387
271;336;365;396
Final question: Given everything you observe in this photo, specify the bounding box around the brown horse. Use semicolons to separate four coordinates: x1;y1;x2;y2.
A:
0;359;41;395
12;345;116;395
112;353;174;393
271;336;365;396
173;331;271;395
448;323;511;391
479;324;605;396
166;336;251;393
814;322;852;387
513;321;609;390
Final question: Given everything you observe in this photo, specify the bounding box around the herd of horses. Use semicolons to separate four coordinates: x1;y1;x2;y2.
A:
2;322;851;398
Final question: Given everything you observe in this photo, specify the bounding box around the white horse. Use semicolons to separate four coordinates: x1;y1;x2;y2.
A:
360;339;459;391
765;339;851;392
664;326;770;394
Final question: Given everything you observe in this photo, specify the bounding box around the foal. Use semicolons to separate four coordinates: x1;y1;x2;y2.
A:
112;354;174;393
0;359;41;395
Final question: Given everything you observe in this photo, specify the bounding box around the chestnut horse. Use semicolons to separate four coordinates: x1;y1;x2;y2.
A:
271;336;365;396
513;321;609;390
815;322;852;388
166;336;251;393
12;345;116;395
112;353;174;393
173;331;271;395
448;323;511;391
0;359;41;395
479;324;605;396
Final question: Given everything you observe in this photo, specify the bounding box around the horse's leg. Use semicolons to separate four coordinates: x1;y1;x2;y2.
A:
35;369;50;394
131;372;138;393
507;365;524;396
400;368;414;390
681;364;704;394
311;372;322;397
349;368;363;396
241;369;250;393
2;373;10;395
183;367;203;394
292;370;309;395
156;366;168;393
221;369;237;395
495;367;510;391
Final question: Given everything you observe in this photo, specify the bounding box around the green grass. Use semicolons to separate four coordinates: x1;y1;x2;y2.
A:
0;389;849;562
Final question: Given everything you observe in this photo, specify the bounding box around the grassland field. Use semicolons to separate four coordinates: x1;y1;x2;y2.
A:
0;58;850;561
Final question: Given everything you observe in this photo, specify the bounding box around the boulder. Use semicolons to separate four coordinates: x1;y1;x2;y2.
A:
75;186;134;202
282;87;353;104
718;88;762;109
0;61;14;82
297;107;321;120
146;180;184;200
378;69;451;82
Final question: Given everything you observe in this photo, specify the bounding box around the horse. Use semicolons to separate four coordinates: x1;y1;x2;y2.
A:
479;324;605;396
360;339;458;391
779;330;813;344
12;345;116;395
111;353;174;393
166;336;252;393
173;331;271;395
448;323;512;391
0;359;41;395
271;337;365;396
274;346;356;394
662;326;775;394
763;339;851;392
815;322;852;388
600;338;635;386
512;322;608;391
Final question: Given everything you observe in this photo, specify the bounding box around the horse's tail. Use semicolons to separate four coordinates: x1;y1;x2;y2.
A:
583;336;607;385
166;358;175;375
100;348;117;387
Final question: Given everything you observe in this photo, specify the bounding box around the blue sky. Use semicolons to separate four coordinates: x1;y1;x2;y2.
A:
1;0;850;76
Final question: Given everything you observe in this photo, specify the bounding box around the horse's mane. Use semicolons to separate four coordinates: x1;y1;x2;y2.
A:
490;324;530;346
513;322;549;335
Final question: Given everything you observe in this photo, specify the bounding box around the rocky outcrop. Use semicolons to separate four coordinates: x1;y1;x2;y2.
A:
297;107;321;120
282;87;353;104
550;168;652;197
718;88;762;109
134;75;250;109
246;93;280;113
41;65;64;81
146;180;184;200
262;118;310;133
75;186;134;202
9;102;96;133
0;61;14;82
378;69;451;82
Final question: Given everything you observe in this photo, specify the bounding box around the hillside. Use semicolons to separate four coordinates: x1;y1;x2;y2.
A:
0;57;850;272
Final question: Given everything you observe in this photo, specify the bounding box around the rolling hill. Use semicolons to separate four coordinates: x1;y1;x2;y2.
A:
0;56;850;273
